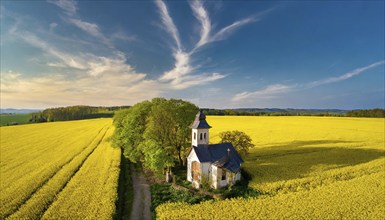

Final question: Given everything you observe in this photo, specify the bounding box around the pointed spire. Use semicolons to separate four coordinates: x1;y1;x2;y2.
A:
190;110;212;129
198;109;206;120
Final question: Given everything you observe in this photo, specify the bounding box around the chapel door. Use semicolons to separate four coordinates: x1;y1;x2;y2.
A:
191;161;200;181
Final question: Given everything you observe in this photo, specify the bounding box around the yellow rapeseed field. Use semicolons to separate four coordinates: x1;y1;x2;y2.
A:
157;116;385;219
41;127;120;219
0;119;120;219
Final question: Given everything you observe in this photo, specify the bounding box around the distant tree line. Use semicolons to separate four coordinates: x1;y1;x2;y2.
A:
202;109;345;117
27;105;384;124
202;108;385;118
30;105;130;122
346;109;385;118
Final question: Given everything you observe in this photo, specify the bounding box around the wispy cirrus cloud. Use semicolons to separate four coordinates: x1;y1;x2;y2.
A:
49;22;58;31
111;31;136;42
169;72;226;89
48;0;133;48
155;0;225;89
190;0;211;48
190;0;274;50
156;0;264;89
47;0;77;16
306;60;385;88
211;16;257;43
155;0;182;51
232;84;296;102
232;61;385;102
154;0;197;87
68;18;104;39
159;51;193;81
155;0;197;87
15;30;87;70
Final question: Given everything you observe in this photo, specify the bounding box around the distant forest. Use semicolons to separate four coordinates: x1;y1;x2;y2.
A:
27;106;384;123
203;108;385;118
30;105;130;122
345;109;385;118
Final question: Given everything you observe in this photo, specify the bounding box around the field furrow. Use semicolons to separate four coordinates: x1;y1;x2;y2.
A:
7;126;110;219
0;119;111;219
41;127;120;219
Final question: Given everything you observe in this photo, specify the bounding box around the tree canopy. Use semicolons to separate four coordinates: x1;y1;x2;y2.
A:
219;130;255;157
112;98;198;173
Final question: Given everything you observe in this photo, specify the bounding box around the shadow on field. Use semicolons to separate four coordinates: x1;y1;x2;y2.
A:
115;153;133;220
245;140;384;183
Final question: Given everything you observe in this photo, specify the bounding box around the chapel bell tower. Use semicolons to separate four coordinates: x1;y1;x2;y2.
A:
190;110;211;146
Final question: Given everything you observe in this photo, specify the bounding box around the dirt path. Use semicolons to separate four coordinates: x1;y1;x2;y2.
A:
130;166;151;220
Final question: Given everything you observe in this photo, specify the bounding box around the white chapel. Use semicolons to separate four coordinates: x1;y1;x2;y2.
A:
186;110;243;189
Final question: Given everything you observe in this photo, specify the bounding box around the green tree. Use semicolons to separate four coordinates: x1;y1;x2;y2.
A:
112;101;153;163
112;98;198;176
219;130;255;157
170;99;199;166
141;139;175;173
142;98;176;172
142;98;198;172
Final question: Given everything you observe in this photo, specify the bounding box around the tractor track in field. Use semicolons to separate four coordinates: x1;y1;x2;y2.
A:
37;126;111;218
5;126;110;219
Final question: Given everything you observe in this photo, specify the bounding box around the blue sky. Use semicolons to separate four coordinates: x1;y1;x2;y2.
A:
1;0;384;109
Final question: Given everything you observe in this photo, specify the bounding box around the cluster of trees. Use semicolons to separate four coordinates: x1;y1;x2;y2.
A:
30;113;48;123
112;98;199;175
30;105;130;122
219;131;255;157
346;109;385;118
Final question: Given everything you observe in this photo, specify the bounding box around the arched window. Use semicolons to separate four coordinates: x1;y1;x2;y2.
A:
200;133;203;140
204;133;206;139
194;132;196;140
